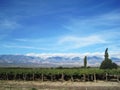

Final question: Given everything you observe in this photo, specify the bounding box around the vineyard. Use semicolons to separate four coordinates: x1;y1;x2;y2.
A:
0;68;120;82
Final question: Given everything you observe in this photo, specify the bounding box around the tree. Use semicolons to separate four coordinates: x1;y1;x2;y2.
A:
100;59;112;69
112;63;118;69
84;56;87;68
104;48;109;60
100;48;118;69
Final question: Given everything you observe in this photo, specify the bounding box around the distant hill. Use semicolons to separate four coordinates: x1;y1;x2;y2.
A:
0;55;119;67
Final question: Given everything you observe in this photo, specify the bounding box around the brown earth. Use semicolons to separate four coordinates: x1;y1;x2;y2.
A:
0;80;120;90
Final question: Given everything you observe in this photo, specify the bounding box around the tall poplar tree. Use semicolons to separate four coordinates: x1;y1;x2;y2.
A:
84;56;87;68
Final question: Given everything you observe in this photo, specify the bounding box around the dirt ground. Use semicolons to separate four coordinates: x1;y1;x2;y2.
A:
0;80;120;90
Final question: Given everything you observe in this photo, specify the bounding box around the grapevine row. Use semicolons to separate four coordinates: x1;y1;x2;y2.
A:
0;68;119;82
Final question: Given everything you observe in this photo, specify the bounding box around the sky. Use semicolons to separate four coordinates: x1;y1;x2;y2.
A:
0;0;120;55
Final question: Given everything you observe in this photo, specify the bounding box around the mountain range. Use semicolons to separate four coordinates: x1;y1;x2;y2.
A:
0;55;120;67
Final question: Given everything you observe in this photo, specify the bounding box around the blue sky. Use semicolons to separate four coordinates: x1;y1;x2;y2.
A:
0;0;120;55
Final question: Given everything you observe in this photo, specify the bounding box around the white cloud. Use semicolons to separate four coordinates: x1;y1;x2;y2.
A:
15;38;45;42
3;45;50;51
63;11;120;35
58;35;105;49
0;19;20;40
61;11;120;52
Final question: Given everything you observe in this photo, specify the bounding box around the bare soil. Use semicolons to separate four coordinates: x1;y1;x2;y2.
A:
0;80;120;90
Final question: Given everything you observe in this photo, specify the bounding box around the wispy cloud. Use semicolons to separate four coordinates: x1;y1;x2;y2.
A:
0;19;19;30
0;19;20;40
58;35;106;50
3;45;51;51
15;38;45;42
60;11;120;52
64;11;120;33
0;0;120;54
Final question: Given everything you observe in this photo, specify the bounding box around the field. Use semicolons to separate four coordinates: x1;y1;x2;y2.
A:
0;68;120;81
0;68;120;90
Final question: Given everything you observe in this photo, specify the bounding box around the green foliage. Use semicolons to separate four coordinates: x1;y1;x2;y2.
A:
112;63;118;69
32;88;37;90
104;48;109;59
84;56;87;68
0;67;119;81
100;48;118;69
100;59;113;69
